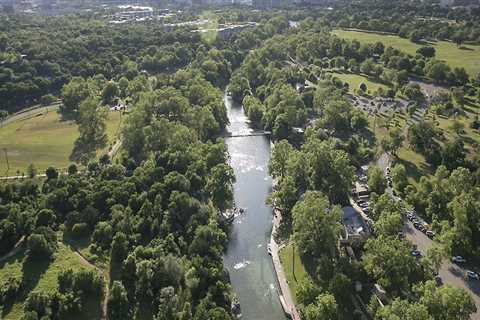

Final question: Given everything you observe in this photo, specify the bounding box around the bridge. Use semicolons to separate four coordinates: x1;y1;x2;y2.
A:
224;131;271;138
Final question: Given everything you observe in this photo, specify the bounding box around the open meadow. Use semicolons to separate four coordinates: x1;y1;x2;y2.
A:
0;108;123;176
333;29;480;76
327;71;390;94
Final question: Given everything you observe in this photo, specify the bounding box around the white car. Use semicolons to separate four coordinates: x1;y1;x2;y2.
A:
452;256;467;264
466;271;479;280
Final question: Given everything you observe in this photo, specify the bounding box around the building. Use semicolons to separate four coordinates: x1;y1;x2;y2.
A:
252;0;271;9
340;206;370;245
1;0;15;13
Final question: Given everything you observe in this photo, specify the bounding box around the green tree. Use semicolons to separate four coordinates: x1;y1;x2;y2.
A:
107;281;131;320
382;127;404;156
206;164;235;211
292;191;342;259
61;77;93;119
363;236;417;292
303;293;339;320
391;164;408;194
101;81;119;106
368;166;387;194
268;140;293;179
70;96;108;164
375;298;431;320
416;281;476;320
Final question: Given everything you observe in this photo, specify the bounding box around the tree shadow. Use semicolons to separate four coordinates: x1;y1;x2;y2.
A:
109;258;122;285
70;295;103;320
397;157;425;183
135;300;154;320
21;256;50;294
300;253;319;279
459;46;474;51
1;255;52;317
63;232;91;252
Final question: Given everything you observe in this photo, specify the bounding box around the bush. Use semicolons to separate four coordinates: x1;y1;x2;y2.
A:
40;94;56;106
0;277;23;305
71;223;90;238
59;269;103;296
24;291;52;317
27;233;55;260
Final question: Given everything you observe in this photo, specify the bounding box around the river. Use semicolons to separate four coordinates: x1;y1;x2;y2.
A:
223;93;287;320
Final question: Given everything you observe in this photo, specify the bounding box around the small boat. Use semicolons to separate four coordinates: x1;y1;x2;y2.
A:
239;208;245;214
267;244;272;256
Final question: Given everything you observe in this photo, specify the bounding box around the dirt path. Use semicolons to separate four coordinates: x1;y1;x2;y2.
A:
0;236;25;263
73;249;109;320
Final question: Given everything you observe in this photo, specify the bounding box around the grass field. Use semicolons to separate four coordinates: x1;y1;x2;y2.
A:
279;243;308;304
328;71;390;94
333;29;480;76
0;109;123;175
0;242;98;320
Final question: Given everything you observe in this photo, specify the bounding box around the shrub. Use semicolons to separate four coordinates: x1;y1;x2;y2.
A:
40;94;56;106
71;223;90;238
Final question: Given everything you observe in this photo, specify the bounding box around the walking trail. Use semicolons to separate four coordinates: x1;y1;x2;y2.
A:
270;209;301;320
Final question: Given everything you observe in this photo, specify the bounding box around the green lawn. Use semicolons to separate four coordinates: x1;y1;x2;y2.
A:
328;71;390;94
0;110;123;175
0;242;97;320
333;29;480;76
279;243;308;304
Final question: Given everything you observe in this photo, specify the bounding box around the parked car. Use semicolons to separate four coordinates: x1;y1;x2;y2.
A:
434;275;443;287
426;230;435;238
452;256;467;264
466;271;479;280
411;250;422;258
413;222;421;229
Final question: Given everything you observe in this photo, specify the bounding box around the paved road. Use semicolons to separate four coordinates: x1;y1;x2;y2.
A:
376;152;480;318
404;221;480;319
0;103;60;127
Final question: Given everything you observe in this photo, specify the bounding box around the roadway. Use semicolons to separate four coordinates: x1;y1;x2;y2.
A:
378;153;480;318
404;221;480;319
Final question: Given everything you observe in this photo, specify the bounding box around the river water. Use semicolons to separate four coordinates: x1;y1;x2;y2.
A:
223;93;287;320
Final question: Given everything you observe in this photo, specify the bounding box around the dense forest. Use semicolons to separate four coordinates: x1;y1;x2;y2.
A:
0;12;293;320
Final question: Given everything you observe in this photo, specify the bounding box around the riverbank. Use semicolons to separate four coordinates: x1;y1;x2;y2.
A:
270;206;301;319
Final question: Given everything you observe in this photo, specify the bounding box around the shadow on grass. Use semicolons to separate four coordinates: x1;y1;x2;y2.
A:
63;232;91;252
397;157;425;183
21;256;50;293
1;255;52;317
